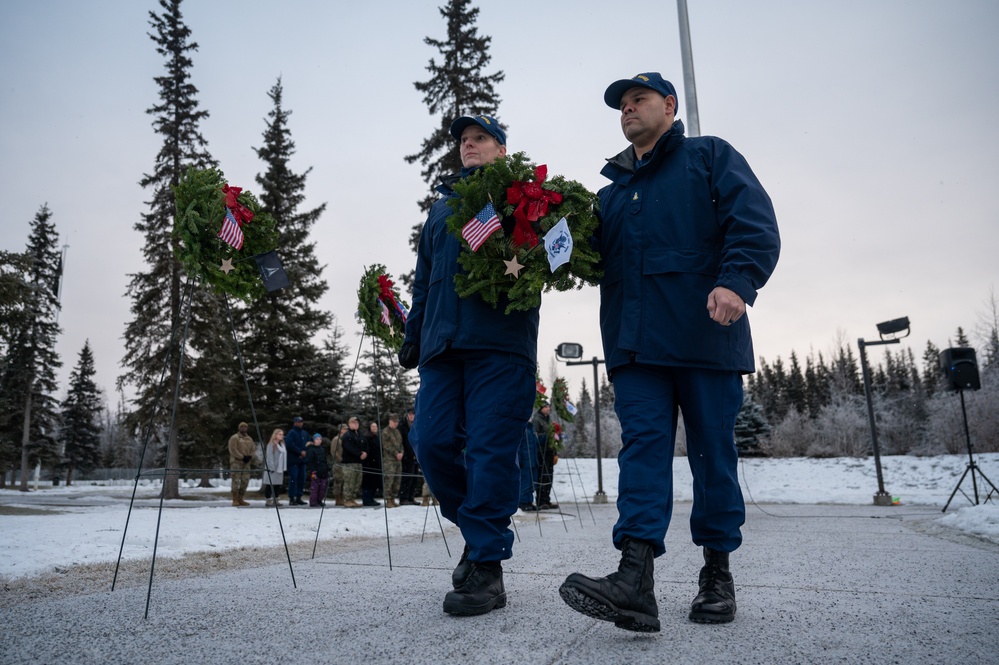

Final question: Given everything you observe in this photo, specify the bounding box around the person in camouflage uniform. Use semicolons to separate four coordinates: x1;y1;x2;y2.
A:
339;417;367;508
330;423;348;506
228;422;256;507
381;415;404;508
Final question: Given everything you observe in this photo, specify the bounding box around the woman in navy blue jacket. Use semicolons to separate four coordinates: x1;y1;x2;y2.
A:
560;73;780;632
399;115;538;617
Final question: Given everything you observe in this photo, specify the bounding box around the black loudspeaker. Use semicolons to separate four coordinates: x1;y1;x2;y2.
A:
939;347;981;391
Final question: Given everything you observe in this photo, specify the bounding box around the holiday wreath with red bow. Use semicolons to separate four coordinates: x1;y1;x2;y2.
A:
444;152;602;314
356;264;410;352
173;166;278;300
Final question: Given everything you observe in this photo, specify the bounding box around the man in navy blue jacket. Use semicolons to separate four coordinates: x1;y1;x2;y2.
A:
399;115;539;617
284;416;310;506
559;73;780;632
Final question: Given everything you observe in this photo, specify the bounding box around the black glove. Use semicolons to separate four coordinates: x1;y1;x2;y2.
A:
398;342;419;369
242;455;251;464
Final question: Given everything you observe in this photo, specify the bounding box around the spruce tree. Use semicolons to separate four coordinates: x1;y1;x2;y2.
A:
118;0;217;500
0;250;33;485
0;206;62;490
403;0;504;284
954;326;971;348
786;351;807;414
356;337;418;427
734;396;770;454
236;76;333;435
570;379;593;457
60;341;104;485
922;340;943;396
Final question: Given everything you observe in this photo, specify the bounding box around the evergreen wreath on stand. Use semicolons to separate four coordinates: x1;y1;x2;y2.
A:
356;264;410;352
173;166;278;300
445;152;602;314
551;377;575;422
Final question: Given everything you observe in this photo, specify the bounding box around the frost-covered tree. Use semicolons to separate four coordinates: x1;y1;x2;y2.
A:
734;394;770;454
403;0;504;285
597;375;621;458
118;0;217;500
60;341;103;485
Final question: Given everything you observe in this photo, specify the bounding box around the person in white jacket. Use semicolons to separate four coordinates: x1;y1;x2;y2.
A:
262;429;287;507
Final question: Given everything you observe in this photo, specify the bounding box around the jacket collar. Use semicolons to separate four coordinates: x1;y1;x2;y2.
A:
602;119;686;180
435;165;481;196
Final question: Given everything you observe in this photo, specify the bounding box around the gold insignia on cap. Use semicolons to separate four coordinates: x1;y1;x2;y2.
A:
480;116;491;124
636;75;650;82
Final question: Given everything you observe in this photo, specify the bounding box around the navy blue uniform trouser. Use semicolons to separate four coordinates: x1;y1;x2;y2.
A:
611;364;745;557
286;464;306;500
411;349;536;563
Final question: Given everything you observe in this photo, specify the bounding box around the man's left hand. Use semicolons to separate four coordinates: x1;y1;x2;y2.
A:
706;286;746;327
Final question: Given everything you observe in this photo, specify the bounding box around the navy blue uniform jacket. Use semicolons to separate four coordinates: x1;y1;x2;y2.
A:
284;427;309;467
405;170;540;367
597;120;780;375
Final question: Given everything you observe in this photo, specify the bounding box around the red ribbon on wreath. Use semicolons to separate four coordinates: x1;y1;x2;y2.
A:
222;184;255;226
377;274;408;323
506;165;562;248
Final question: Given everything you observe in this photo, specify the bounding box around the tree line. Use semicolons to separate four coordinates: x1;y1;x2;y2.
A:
3;0;995;494
554;317;999;459
0;0;498;492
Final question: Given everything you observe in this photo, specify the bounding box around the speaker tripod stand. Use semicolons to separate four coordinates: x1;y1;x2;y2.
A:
942;388;998;512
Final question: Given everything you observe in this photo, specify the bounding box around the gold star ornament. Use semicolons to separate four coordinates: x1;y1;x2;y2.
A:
219;258;235;274
503;256;525;278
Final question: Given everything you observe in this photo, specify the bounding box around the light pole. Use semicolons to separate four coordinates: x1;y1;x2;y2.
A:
857;316;910;506
555;342;608;504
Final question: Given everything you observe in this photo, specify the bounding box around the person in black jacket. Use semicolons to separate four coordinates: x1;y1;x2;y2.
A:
339;417;367;508
361;421;382;507
397;409;419;505
305;432;330;507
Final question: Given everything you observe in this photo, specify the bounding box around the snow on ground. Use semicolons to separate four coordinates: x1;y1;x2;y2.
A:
1;454;997;580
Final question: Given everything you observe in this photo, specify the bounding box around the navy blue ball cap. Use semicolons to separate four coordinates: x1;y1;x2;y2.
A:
604;72;678;109
449;114;506;145
293;416;303;423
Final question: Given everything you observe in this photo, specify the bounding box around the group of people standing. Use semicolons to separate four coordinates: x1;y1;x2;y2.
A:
400;70;780;629
228;411;428;510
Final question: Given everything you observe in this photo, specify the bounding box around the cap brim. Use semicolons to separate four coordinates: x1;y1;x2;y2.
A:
604;79;657;108
449;117;479;141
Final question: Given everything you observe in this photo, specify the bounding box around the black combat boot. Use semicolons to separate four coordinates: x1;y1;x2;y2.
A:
559;538;660;632
452;544;472;589
688;547;736;623
443;561;506;616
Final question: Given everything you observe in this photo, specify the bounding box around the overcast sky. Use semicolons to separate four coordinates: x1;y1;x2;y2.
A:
2;0;997;405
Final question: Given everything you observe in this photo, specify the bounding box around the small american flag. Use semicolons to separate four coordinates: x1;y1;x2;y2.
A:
218;207;244;250
461;202;501;252
378;298;392;326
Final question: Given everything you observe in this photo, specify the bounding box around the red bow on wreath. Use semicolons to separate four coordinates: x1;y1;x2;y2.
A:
222;184;255;226
506;165;562;248
377;274;408;323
